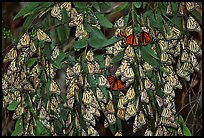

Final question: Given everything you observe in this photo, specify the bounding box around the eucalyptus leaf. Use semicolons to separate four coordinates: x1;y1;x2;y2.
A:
110;51;124;63
13;2;41;20
7;101;19;111
73;38;88;50
11;116;23;136
133;2;142;8
26;57;38;68
95;12;113;28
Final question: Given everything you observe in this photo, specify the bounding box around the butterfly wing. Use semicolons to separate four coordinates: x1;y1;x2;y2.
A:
126;34;137;46
116;79;125;89
139;32;151;46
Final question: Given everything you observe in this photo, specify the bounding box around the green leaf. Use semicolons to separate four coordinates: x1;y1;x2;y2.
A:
191;9;202;23
95;12;113;28
67;55;76;66
7;101;19;111
11;116;23;136
183;126;192;136
87;74;97;89
55;23;65;43
20;14;38;36
90;26;107;40
88;36;106;49
53;52;66;69
54;119;63;134
142;44;160;60
141;45;160;68
109;2;129;15
99;86;109;101
133;2;142;8
26;57;38;68
91;2;100;12
110;51;124;63
13;2;41;20
73;38;88;50
61;8;70;40
43;43;52;60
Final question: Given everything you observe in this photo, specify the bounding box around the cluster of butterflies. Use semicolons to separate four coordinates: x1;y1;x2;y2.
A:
2;27;68;136
51;2;92;40
114;17;152;47
3;2;202;136
167;2;201;32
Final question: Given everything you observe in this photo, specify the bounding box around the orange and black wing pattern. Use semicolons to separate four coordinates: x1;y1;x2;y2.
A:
107;76;125;91
126;34;137;46
138;31;151;46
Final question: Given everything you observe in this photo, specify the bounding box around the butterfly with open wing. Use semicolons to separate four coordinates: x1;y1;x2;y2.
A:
106;75;125;91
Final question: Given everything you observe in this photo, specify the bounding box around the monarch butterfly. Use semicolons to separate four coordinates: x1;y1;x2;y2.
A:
133;111;146;133
163;82;174;95
37;29;52;42
117;109;125;120
115;130;122;136
3;48;18;63
114;16;124;28
98;75;110;88
125;34;138;46
49;79;61;95
138;31;151;46
69;13;83;27
45;62;55;80
155;94;164;107
49;95;61;114
106;113;116;125
123;45;135;63
68;7;78;19
166;2;172;15
126;102;136;117
188;39;201;54
73;62;82;75
121;66;135;82
143;61;153;72
159;40;169;52
106;100;115;114
117;92;128;110
107;75;125;91
17;32;31;49
187;15;201;31
144;128;153;136
144;77;155;90
141;90;149;103
126;86;135;101
75;23;88;39
154;125;169;136
86;49;94;62
87;61;100;75
165;27;181;40
190;53;199;72
82;107;95;126
60;2;72;12
87;125;99;136
180;50;189;62
51;45;60;60
185;2;199;11
7;59;19;75
51;4;62;21
82;88;93;105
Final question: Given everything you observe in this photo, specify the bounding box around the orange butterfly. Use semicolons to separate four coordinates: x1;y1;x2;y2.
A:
126;34;137;46
107;76;125;91
117;31;137;46
138;31;151;46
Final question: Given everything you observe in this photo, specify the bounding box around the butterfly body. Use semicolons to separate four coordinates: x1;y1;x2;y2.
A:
107;75;125;91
